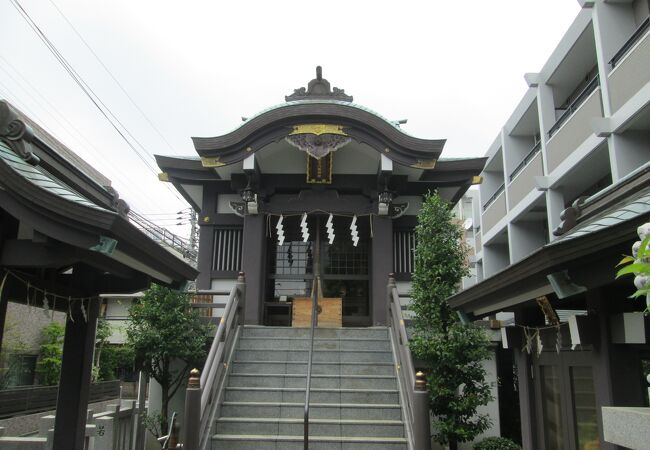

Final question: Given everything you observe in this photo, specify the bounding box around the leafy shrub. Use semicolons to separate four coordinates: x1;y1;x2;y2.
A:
35;322;65;385
474;436;522;450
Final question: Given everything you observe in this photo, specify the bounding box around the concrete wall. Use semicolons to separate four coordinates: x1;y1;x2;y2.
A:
2;303;66;355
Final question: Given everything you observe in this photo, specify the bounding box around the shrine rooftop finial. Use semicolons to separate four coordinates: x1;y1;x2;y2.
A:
285;66;353;102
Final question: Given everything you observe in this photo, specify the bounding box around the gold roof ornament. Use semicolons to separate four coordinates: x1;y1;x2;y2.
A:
411;159;437;169
289;124;347;136
200;156;226;168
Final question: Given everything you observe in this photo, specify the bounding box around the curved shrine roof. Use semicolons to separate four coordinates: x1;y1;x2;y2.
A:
191;67;445;169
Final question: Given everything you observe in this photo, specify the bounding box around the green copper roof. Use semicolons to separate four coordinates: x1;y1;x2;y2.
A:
552;186;650;243
0;140;109;212
237;99;414;136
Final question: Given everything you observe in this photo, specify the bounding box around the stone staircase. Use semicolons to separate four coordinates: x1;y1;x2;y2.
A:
211;325;409;449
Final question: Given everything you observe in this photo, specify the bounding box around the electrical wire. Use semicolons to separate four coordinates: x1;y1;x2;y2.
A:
46;0;182;157
8;0;187;204
0;54;161;208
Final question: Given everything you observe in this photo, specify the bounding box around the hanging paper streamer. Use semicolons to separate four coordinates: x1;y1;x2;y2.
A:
300;213;310;243
350;215;359;247
68;297;74;323
523;327;533;354
43;290;50;317
536;330;543;356
326;213;335;244
276;215;285;246
81;300;88;322
555;325;562;353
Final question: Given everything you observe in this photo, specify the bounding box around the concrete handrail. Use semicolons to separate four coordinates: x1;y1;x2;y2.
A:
183;272;246;450
387;274;431;450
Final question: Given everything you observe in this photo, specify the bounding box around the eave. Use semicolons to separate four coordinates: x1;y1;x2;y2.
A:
449;211;649;317
191;101;446;169
0;151;197;288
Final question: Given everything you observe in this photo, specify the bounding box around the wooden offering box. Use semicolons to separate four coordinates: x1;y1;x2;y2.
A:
292;297;342;328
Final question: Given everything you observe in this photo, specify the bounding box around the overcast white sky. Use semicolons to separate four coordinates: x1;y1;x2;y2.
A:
0;0;581;236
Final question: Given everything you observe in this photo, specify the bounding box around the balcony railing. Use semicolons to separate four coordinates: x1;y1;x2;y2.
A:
610;16;650;68
509;141;542;181
548;75;600;138
482;183;505;211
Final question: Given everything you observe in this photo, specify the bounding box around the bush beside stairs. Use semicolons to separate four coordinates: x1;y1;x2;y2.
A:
211;325;409;449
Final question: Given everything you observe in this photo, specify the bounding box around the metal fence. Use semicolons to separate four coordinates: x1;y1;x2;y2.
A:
0;380;120;419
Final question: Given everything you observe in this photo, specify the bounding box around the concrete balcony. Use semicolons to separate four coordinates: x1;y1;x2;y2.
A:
482;190;506;233
507;151;543;209
546;87;602;172
608;19;650;112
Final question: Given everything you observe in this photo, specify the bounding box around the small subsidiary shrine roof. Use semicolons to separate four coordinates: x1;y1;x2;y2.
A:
0;100;197;295
448;167;650;317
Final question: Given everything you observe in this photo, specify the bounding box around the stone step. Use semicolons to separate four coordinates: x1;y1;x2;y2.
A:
230;361;395;376
234;349;393;363
241;326;389;340
215;417;405;438
237;337;391;352
227;373;397;390
211;434;407;449
224;387;399;404
220;402;402;420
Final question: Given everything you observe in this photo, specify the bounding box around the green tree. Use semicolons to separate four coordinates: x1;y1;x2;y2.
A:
92;318;112;382
98;345;135;381
126;284;210;433
409;191;493;450
35;322;65;386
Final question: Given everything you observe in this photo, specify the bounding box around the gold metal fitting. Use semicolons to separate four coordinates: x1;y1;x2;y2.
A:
188;368;201;388
415;371;427;391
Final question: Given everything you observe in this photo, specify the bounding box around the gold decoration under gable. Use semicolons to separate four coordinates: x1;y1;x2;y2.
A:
411;159;437;170
158;172;170;182
200;156;226;168
290;124;347;136
472;176;483;185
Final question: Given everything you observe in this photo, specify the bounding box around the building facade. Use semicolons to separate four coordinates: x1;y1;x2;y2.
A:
451;2;650;449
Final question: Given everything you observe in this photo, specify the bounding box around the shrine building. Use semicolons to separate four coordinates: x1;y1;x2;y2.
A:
156;67;486;328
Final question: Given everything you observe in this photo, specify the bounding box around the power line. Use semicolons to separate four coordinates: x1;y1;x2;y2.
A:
0;53;161;208
8;0;186;204
46;0;182;157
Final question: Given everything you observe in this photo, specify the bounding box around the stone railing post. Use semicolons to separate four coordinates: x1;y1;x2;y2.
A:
235;272;246;325
413;371;432;450
182;368;201;450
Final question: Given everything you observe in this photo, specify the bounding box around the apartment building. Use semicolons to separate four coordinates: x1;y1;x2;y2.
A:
450;2;650;449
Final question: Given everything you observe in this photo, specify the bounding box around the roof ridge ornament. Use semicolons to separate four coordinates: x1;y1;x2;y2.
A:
0;101;40;166
285;66;353;102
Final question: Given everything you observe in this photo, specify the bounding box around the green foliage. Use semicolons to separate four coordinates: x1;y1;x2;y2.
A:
616;235;650;302
473;436;522;450
35;322;65;386
126;284;210;431
141;410;164;439
97;345;135;381
409;191;493;448
92;318;112;382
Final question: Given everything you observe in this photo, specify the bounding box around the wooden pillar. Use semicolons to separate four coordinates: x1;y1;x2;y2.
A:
52;298;100;450
241;214;265;325
513;307;544;449
196;191;218;290
371;216;392;326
